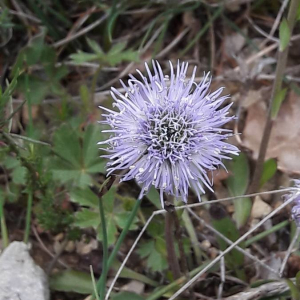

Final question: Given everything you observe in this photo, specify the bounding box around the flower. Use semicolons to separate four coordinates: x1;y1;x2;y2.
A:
99;61;239;208
285;179;300;227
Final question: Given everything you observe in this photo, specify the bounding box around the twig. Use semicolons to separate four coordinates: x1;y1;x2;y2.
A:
53;13;108;48
32;225;69;269
105;187;296;299
223;280;291;300
248;0;300;195
46;238;69;275
218;256;225;299
187;208;279;276
168;192;299;299
279;227;300;277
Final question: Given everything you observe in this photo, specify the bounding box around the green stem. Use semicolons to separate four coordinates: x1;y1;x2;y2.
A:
25;74;33;137
24;188;33;244
94;199;141;299
145;260;212;300
248;0;300;194
245;220;289;247
0;195;9;248
98;196;108;300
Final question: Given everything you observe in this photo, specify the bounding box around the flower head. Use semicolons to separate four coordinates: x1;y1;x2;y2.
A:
99;61;239;207
284;179;300;227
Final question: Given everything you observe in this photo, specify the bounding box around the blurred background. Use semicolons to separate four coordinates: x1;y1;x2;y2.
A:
1;0;300;299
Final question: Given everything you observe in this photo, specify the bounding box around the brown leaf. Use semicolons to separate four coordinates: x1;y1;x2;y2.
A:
243;91;300;174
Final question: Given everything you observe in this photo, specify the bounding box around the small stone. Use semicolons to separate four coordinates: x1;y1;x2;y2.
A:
65;241;75;253
251;196;272;219
0;241;49;300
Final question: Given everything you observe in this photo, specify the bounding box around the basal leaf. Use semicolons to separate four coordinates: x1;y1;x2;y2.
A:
50;270;93;294
279;18;290;51
226;153;251;228
260;158;277;188
111;292;144;300
74;208;99;228
69;187;98;209
210;204;246;280
53;124;81;167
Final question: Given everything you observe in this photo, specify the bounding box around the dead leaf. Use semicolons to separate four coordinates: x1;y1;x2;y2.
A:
243;91;300;174
224;29;247;57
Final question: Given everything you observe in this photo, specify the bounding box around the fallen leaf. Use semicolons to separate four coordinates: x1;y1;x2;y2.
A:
243;91;300;173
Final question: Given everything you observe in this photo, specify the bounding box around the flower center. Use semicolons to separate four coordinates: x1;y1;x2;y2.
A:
140;106;196;162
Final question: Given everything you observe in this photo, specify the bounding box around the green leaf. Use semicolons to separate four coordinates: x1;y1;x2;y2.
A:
279;18;290;51
115;211;138;230
111;292;144;300
53;124;81;167
297;3;300;21
12;29;47;76
226;153;251;228
12;166;27;185
138;240;168;272
146;186;161;208
271;88;287;119
16;75;48;104
74;209;99;228
50;270;93;294
86;38;104;54
286;279;300;300
82;124;102;169
260;158;277;188
51;124;104;188
296;270;300;288
112;260;158;287
69;51;99;63
69;188;98;209
210;205;246;280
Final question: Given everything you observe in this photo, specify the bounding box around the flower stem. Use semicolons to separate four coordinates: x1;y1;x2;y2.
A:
98;195;108;300
0;195;9;248
248;0;300;194
94;199;141;299
24;187;33;244
164;200;181;280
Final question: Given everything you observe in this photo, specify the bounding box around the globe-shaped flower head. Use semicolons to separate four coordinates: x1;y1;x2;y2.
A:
99;61;239;208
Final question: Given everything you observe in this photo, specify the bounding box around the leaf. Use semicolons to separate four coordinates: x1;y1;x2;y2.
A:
51;124;105;188
286;279;300;300
226;153;251;228
74;209;99;228
210;205;246;280
69;51;99;63
86;38;104;54
16;75;49;104
12;29;47;76
260;158;277;188
53;124;81;167
50;270;93;294
146;186;161;208
83;124;103;170
112;260;158;287
69;188;98;209
296;270;300;289
111;292;144;300
271;88;287;119
279;18;290;51
115;211;138;230
138;240;168;272
11;166;27;185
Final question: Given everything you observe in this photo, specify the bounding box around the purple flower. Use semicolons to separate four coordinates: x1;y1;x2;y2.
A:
99;61;239;207
285;179;300;227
